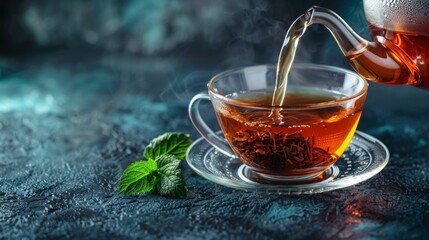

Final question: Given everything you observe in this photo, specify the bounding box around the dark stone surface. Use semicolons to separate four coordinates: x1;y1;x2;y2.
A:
0;0;428;238
0;51;428;240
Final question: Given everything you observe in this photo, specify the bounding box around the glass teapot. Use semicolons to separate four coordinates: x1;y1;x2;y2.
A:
306;0;429;88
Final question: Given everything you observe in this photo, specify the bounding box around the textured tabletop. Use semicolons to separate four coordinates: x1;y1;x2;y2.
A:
0;1;428;239
0;51;428;239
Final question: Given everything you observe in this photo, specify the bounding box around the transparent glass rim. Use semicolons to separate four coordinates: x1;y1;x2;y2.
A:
207;63;368;110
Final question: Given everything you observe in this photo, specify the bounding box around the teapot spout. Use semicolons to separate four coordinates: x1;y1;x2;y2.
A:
306;6;420;85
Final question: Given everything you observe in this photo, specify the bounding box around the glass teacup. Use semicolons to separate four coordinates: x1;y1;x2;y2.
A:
189;64;368;183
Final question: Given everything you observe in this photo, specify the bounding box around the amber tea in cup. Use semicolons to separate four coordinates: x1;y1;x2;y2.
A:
189;64;368;182
218;90;362;178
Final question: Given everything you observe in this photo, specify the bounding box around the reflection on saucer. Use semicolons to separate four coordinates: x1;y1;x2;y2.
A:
186;131;389;195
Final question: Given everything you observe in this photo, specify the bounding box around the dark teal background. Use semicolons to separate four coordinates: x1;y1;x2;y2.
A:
0;0;428;239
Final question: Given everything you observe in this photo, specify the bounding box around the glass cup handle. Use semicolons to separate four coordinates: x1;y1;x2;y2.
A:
188;93;236;158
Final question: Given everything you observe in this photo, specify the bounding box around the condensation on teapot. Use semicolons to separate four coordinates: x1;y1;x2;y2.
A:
364;0;429;34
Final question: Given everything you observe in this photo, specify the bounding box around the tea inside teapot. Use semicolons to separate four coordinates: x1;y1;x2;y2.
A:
364;0;429;87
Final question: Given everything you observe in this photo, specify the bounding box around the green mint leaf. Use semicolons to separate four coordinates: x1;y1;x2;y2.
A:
156;154;181;175
118;132;192;198
156;170;187;198
144;132;192;160
118;159;158;194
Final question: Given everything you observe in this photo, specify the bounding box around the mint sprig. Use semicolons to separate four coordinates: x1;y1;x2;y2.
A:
118;132;192;198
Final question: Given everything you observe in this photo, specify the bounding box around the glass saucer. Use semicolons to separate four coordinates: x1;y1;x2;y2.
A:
186;131;389;195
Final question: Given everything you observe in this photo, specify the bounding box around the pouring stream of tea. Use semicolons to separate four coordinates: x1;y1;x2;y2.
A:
272;10;313;107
